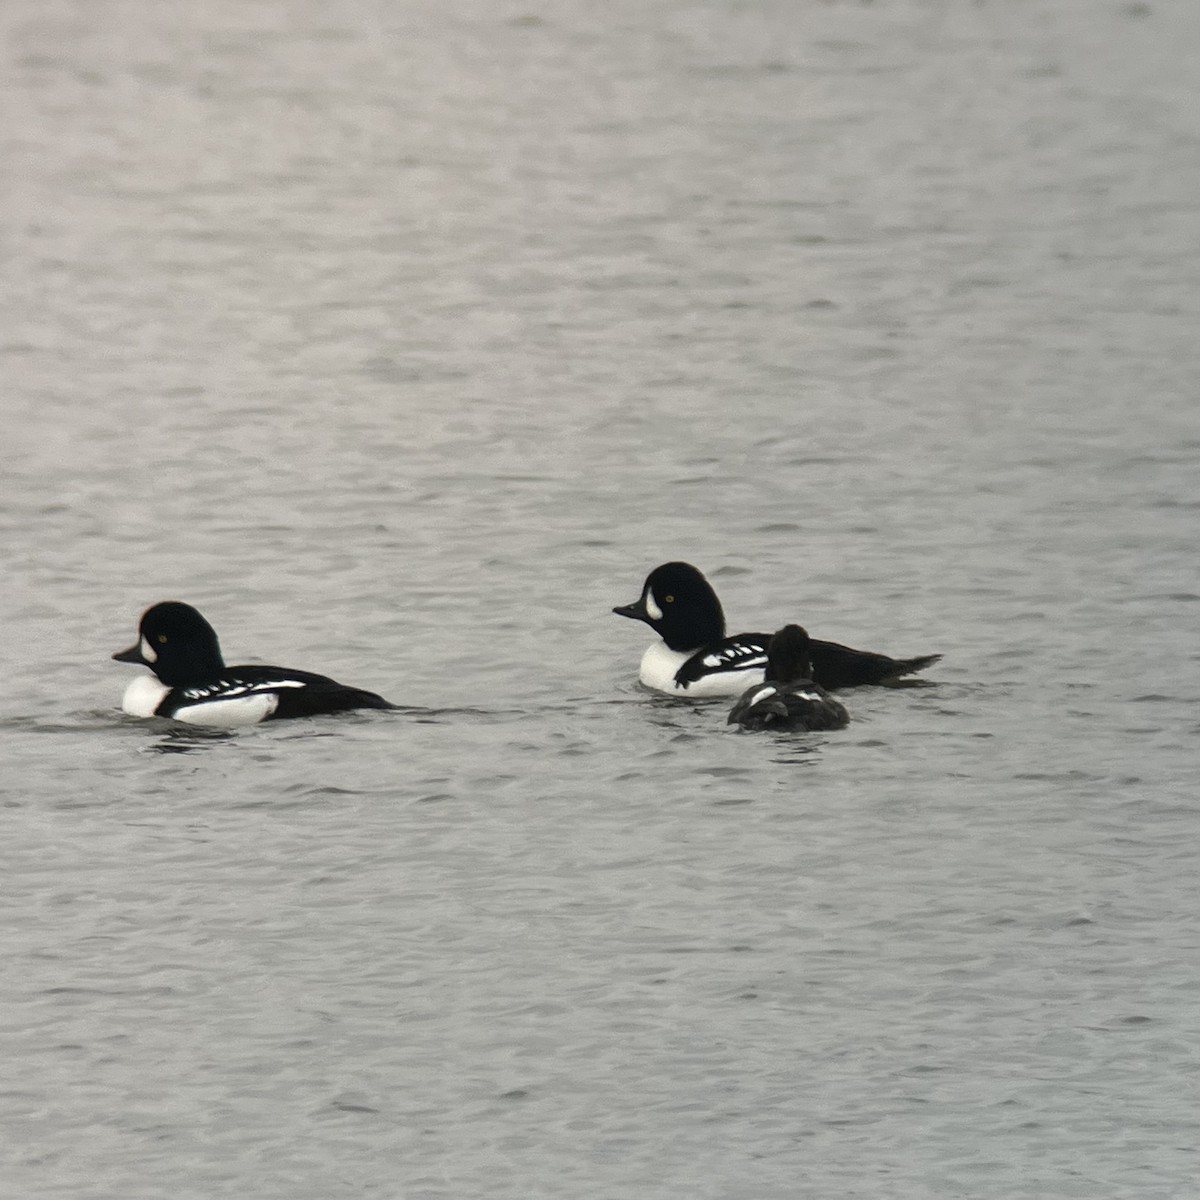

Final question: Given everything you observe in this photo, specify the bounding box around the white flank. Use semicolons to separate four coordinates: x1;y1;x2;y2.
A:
122;675;170;718
638;642;766;698
175;693;280;727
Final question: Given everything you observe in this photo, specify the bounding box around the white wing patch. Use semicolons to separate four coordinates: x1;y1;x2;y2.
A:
746;685;779;708
181;679;307;701
793;690;822;702
701;642;767;671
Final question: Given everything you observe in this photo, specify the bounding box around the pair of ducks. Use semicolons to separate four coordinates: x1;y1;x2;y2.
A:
114;561;940;732
612;561;939;732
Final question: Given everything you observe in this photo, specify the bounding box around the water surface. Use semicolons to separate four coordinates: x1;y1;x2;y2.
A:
2;1;1199;1197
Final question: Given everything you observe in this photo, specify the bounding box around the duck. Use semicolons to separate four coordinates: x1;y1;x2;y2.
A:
727;625;850;731
113;601;395;727
613;561;940;697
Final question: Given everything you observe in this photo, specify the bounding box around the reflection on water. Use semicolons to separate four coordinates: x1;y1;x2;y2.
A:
145;726;238;755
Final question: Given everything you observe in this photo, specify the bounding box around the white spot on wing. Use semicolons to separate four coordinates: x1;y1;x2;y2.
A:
703;642;766;671
747;686;778;707
181;678;309;701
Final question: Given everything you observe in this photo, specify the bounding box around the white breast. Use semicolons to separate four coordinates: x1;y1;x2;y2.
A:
121;675;171;718
638;642;766;698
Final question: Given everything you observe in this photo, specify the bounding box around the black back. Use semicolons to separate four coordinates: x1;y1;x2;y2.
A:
222;665;394;718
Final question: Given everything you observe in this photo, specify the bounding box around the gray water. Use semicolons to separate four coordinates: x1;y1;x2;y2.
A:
3;1;1199;1196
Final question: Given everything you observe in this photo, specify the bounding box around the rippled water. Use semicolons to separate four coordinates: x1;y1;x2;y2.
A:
3;1;1199;1196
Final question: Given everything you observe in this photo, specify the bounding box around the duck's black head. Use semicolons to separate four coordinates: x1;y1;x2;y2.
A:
612;561;727;651
765;624;814;684
113;601;226;687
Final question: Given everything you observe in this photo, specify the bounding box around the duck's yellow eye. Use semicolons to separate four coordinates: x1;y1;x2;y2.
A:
157;634;168;644
665;595;674;603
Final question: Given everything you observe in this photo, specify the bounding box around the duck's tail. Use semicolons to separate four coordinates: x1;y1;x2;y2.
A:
877;653;942;686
